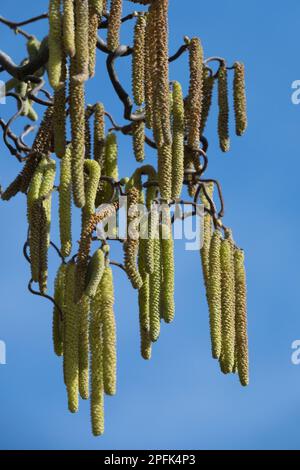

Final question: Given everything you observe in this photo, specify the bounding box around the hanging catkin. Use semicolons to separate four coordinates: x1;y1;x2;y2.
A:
160;206;175;323
59;145;72;258
97;132;118;205
220;231;236;374
234;248;249;386
144;170;158;275
53;263;67;357
85;248;105;298
149;230;161;342
233;62;247;137
63;261;79;413
132;117;145;162
187;37;203;150
101;266;117;396
70;57;86;208
53;51;67;158
200;69;215;136
63;0;76;57
78;294;90;400
171;81;185;200
132;14;146;106
124;185;143;289
73;0;89;82
218;63;230;152
48;0;63;90
158;143;172;202
200;183;214;290
144;3;155;129
208;229;222;360
107;0;123;52
94;102;106;167
88;1;102;78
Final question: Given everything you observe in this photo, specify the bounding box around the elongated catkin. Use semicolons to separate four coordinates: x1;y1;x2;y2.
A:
160;206;175;323
200;183;214;290
171;81;185;200
73;0;89;82
187;37;203;150
233;62;247;137
59;146;72;257
53;51;67;158
132;117;145;162
124;185;143;289
149;214;161;342
208;230;222;360
53;263;67;357
218;64;230;152
107;0;123;51
63;0;76;57
94;103;106;167
48;0;63;90
200;69;214;136
78;294;90;400
85;248;105;298
132;14;146;106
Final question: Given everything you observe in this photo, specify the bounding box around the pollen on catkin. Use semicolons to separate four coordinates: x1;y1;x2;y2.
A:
200;69;215;136
160;206;175;324
73;0;89;82
48;0;63;90
144;4;155;129
53;51;67;158
78;293;90;400
98;132;118;204
132;14;146;106
85;248;105;298
200;183;214;291
88;1;101;78
124;185;143;289
107;0;123;52
218;63;230;152
132;117;145;162
171;81;185;200
233;62;247;137
63;0;76;57
53;263;67;357
234;248;249;387
220;231;236;374
94;103;106;167
187;37;203;150
207;229;222;360
158;143;172;202
59;145;72;257
149;233;161;342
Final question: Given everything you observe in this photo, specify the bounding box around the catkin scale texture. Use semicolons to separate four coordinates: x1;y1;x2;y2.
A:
233;62;247;137
200;183;214;290
132;15;146;106
59;146;72;257
94;103;106;167
187;37;203;150
107;0;123;51
171;81;185;199
124;186;143;289
160;206;175;323
63;0;76;57
73;0;89;82
48;0;63;90
218;64;230;152
208;230;222;360
53;263;67;357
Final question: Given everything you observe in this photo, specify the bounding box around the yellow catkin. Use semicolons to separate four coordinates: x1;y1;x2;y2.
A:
220;231;236;374
132;118;145;162
59;146;72;258
149;200;161;342
207;230;222;360
144;4;155;129
144;173;158;275
107;0;123;51
160;206;175;323
73;0;89;82
63;0;76;57
89;1;101;78
100;266;117;396
94;103;106;167
158;143;172;202
85;248;105;298
70;57;86;208
63;261;79;413
124;185;143;289
132;14;146;106
218;63;230;152
234;248;249;387
90;276;104;436
98;132;118;205
53;263;67;357
200;69;215;136
171;81;185;200
53;51;67;158
29;106;54;161
200;183;214;290
78;294;90;400
82;159;101;230
233;62;247;137
48;0;63;90
187;37;203;150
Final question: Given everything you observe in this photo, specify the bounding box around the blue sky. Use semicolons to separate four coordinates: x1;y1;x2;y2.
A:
0;0;300;450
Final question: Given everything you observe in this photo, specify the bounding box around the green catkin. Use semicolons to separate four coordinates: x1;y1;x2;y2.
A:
53;52;67;158
160;206;175;323
144;173;158;275
218;64;230;152
200;69;215;136
85;248;105;298
124;186;143;289
171;81;185;200
99;132;118;204
53;263;67;357
144;4;155;129
132;15;146;106
132;118;145;162
149;233;161;342
88;3;100;78
233;62;247;137
59;145;72;257
200;183;214;290
187;37;204;150
63;261;79;413
70;57;86;208
63;0;76;57
234;249;249;386
207;230;222;360
83;159;101;225
100;266;117;396
90;279;104;436
90;0;104;14
85;108;92;159
26;36;41;59
220;231;236;374
94;103;106;167
73;0;89;82
27;104;39;122
158;143;172;202
30;106;54;160
78;294;90;399
48;0;63;90
107;0;123;51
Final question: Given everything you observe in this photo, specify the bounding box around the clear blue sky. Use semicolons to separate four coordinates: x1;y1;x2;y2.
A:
0;0;300;450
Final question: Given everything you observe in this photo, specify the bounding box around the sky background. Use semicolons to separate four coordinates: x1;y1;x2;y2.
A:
0;0;300;450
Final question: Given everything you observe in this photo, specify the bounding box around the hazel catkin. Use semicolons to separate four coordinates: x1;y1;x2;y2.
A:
107;0;123;52
160;206;175;324
94;102;106;167
187;37;204;150
207;229;222;360
63;0;76;57
124;185;143;289
48;0;63;90
132;14;146;106
171;81;185;200
85;248;105;298
73;0;89;82
59;145;72;258
233;62;247;137
53;263;67;357
218;63;230;152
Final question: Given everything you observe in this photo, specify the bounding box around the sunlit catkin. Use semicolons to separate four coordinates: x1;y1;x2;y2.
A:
85;248;105;298
218;63;230;152
132;14;146;106
132;118;145;162
138;221;152;360
107;0;123;52
48;0;63;90
53;263;67;357
200;183;214;290
63;0;76;57
63;261;79;413
208;230;222;360
171;81;185;199
144;4;155;128
233;62;247;137
78;294;90;399
234;249;249;386
187;37;203;150
149;207;161;342
220;231;236;374
94;103;106;167
99;132;118;204
83;160;101;223
88;2;100;78
124;185;143;289
158;143;172;202
70;57;86;208
59;145;72;257
73;0;89;82
200;69;215;136
53;52;67;158
160;206;175;323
